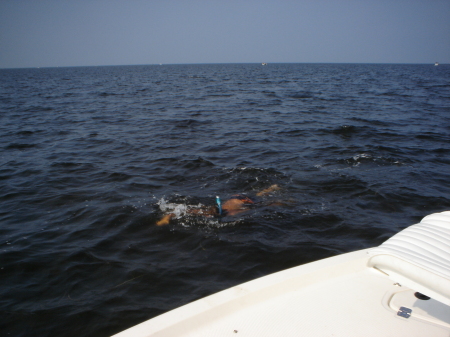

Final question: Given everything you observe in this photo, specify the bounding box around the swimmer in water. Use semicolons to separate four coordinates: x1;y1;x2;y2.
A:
156;184;281;226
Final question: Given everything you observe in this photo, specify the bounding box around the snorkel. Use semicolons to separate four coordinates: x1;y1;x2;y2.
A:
216;196;222;216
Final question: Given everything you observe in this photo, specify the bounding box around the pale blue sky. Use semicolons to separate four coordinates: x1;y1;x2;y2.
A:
1;0;449;68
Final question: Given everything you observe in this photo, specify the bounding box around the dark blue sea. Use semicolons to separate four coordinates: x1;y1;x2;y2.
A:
1;63;449;336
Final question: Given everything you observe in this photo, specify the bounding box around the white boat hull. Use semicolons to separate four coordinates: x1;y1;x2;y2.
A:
112;212;450;336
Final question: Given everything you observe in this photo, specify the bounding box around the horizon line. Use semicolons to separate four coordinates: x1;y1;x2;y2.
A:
1;61;446;70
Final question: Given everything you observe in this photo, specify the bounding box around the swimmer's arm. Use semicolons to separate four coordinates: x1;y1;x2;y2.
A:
256;184;280;196
156;213;174;226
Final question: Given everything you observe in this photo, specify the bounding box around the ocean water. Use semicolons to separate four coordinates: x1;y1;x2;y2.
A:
1;63;449;336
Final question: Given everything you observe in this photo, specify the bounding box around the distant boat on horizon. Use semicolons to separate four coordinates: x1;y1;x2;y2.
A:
261;63;267;66
435;62;439;66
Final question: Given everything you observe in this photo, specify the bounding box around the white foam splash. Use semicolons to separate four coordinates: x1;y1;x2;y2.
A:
353;153;372;161
158;198;207;219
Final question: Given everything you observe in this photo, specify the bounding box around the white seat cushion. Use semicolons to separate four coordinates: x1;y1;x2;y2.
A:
368;211;450;306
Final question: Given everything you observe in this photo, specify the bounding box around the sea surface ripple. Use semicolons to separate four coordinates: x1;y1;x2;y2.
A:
1;63;449;336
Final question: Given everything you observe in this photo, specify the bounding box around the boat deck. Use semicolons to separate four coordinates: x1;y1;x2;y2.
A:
113;249;450;337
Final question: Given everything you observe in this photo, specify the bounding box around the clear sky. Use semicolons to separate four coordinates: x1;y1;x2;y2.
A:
1;0;449;68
